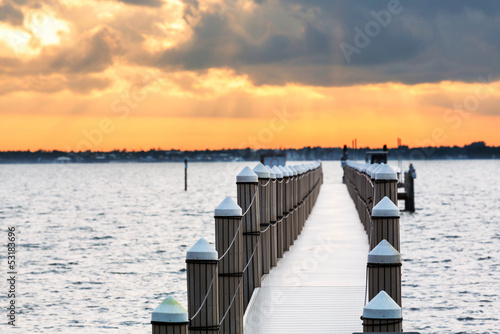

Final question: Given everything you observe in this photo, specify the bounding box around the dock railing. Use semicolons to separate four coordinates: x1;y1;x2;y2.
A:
151;162;323;334
344;161;412;333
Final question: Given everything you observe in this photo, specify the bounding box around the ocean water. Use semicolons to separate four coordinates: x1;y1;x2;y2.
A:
0;160;498;333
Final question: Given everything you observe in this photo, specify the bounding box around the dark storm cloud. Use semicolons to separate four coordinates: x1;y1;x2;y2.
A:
0;2;24;25
49;27;121;74
155;0;500;86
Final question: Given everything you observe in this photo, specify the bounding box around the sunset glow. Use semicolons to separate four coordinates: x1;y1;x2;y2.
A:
1;0;499;151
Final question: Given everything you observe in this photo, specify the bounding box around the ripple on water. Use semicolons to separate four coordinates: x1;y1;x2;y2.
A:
2;161;499;333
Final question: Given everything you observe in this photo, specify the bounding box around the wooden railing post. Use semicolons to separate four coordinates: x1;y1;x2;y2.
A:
373;164;398;205
289;166;299;242
151;296;188;334
366;163;379;213
265;166;278;268
284;166;296;247
215;197;244;334
368;239;402;306
278;166;291;252
236;166;261;310
305;165;311;219
253;163;272;275
371;196;400;251
271;166;284;259
361;164;370;232
362;291;402;332
298;166;306;231
293;165;303;234
186;238;219;334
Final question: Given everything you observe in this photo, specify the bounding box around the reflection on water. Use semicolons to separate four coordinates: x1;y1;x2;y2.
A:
0;160;498;333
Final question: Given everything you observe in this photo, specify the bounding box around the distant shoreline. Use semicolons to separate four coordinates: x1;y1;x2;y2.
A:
0;142;497;164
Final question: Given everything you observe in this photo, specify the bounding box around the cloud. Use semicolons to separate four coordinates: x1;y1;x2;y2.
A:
0;73;112;95
49;27;122;74
115;0;164;7
0;2;24;25
148;0;500;86
0;26;122;76
3;0;500;95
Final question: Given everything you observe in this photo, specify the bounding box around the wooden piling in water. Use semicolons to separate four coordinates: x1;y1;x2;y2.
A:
214;197;244;334
186;238;219;334
151;296;188;334
253;163;272;275
271;166;284;259
404;163;416;212
368;240;402;307
236;166;261;311
371;196;400;251
184;159;188;191
362;291;402;332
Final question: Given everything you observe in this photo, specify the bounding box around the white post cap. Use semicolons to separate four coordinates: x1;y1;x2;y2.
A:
363;291;402;319
278;165;289;177
366;164;377;175
215;196;242;217
368;240;401;264
369;163;381;178
253;162;270;178
288;166;298;176
186;237;218;260
372;196;400;217
265;165;276;179
237;166;258;183
375;164;398;180
151;296;188;323
271;166;283;178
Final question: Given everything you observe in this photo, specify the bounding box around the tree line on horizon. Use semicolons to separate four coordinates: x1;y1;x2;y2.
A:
0;142;497;163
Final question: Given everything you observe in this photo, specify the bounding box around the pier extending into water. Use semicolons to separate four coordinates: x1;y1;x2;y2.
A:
151;161;420;333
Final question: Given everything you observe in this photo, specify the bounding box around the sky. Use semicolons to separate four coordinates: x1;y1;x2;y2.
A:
0;0;499;151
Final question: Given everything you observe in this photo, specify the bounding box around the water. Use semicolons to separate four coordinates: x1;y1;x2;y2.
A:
0;160;498;333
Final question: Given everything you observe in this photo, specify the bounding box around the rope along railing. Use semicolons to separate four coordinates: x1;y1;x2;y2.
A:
187;189;259;323
150;162;324;333
343;161;405;332
216;173;323;332
189;175;319;325
188;174;323;325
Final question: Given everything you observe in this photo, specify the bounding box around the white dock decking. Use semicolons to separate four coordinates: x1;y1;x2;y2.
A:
243;183;369;333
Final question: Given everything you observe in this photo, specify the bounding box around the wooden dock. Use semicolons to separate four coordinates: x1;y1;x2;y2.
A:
243;183;369;333
151;161;417;333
